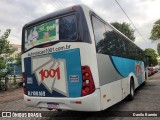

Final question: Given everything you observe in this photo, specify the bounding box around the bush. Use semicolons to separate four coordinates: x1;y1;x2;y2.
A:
0;80;7;91
17;81;23;87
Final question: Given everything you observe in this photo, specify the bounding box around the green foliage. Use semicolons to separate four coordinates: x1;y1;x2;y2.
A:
0;29;14;79
0;58;6;77
0;57;13;78
7;57;14;62
111;22;135;41
157;43;160;56
15;53;21;67
0;80;7;91
0;29;14;54
150;19;160;41
144;48;158;66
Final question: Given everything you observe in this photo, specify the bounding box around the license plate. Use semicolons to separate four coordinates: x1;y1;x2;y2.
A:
47;103;59;109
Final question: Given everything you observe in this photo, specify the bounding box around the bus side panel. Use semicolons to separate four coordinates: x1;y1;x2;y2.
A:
110;56;145;89
100;80;125;110
97;54;145;110
97;54;123;110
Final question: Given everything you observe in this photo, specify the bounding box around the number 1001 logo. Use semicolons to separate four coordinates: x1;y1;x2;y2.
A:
39;67;60;81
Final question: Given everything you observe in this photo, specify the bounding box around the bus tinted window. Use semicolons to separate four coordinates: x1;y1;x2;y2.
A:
92;15;145;61
92;16;105;45
104;25;120;56
118;36;126;57
59;15;77;40
93;16;120;56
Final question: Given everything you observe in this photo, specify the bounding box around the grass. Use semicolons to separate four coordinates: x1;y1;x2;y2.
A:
148;77;154;80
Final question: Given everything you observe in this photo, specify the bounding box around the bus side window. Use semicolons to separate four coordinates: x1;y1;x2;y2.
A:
92;16;106;53
118;36;126;57
104;25;120;56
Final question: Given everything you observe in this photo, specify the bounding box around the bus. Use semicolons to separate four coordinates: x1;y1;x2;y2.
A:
22;4;146;111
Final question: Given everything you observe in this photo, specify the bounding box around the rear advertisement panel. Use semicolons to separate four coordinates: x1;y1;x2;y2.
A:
24;49;82;98
25;19;59;50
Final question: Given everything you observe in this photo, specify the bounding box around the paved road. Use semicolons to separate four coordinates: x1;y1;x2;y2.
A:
0;71;160;120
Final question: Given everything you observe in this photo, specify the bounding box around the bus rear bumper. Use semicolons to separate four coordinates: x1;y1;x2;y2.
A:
24;89;101;111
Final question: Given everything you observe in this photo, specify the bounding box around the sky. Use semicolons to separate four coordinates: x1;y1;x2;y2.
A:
0;0;160;51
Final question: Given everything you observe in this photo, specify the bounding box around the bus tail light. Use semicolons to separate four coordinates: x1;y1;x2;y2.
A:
22;73;27;95
23;87;27;95
81;66;95;96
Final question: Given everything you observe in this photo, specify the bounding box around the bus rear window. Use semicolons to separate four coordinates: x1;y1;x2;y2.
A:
24;14;77;51
59;15;77;40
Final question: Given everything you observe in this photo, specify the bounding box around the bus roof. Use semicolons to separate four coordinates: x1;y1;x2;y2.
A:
23;4;89;29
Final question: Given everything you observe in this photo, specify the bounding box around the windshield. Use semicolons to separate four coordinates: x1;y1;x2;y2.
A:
24;14;77;51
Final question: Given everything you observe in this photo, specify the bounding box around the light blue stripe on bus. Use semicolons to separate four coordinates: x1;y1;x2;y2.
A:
110;56;143;85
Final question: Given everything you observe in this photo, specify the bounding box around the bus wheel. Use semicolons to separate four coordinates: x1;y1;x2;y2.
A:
128;79;135;101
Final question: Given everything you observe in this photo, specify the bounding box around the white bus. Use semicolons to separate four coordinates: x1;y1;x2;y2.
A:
22;5;146;111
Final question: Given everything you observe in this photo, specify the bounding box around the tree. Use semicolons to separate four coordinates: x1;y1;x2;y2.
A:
15;53;21;67
150;19;160;41
0;29;14;78
0;29;13;54
111;22;135;41
144;48;158;66
157;43;160;56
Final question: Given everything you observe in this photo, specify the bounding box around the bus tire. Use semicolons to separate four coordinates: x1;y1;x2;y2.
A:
128;79;135;101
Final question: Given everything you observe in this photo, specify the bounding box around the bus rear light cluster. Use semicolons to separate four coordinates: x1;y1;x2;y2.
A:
81;66;95;96
23;87;27;95
22;73;27;95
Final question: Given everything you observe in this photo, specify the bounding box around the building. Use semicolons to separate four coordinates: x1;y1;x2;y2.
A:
9;44;21;58
0;44;21;59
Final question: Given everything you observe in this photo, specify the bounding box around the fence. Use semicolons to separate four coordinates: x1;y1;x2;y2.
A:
0;75;22;91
